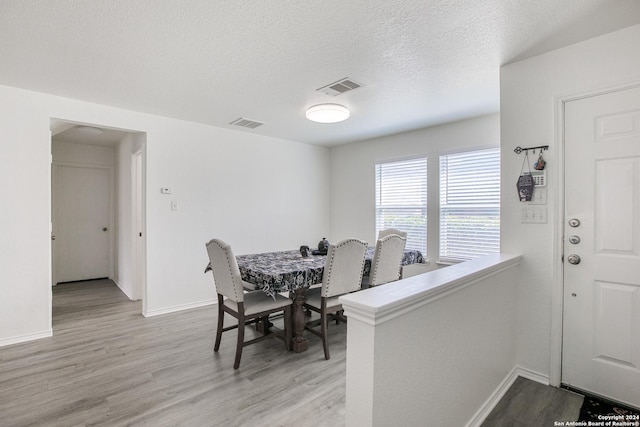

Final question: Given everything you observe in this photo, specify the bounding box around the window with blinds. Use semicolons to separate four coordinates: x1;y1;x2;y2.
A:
439;148;500;262
375;157;427;255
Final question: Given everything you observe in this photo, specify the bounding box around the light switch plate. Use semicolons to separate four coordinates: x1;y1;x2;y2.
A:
171;201;178;211
522;206;547;223
529;187;547;205
161;187;172;194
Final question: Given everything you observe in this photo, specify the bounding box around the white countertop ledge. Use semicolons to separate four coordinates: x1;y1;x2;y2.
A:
339;253;522;326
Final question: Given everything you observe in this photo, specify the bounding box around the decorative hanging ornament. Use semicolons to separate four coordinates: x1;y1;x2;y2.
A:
534;151;546;170
517;152;535;201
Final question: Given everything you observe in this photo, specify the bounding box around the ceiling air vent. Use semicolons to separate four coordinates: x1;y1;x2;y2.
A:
229;117;265;129
317;78;363;96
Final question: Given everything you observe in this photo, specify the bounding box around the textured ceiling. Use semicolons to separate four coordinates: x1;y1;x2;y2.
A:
2;0;640;146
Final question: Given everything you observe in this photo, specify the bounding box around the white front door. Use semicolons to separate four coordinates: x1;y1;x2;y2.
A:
562;85;640;408
53;164;112;283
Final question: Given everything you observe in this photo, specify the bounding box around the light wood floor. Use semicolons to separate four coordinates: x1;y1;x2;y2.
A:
0;280;347;426
0;279;585;426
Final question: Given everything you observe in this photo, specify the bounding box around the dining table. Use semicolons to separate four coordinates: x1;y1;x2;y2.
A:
207;246;425;352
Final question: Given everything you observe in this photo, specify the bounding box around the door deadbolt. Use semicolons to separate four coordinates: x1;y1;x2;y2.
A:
567;254;581;265
568;218;581;228
568;235;581;244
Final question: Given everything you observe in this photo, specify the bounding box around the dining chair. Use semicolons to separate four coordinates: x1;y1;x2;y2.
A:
362;233;407;288
303;238;368;360
378;228;408;239
204;263;257;291
205;238;292;369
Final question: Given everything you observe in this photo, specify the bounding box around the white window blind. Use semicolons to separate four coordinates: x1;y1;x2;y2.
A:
439;148;500;262
375;157;427;255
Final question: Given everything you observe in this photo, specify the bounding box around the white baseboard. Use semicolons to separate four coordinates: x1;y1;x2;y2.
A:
0;329;52;348
143;299;216;317
466;366;551;427
514;366;550;386
111;277;137;301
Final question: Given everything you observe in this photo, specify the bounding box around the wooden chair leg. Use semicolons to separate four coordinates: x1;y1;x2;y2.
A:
234;314;245;369
284;306;292;351
214;303;224;352
321;310;330;360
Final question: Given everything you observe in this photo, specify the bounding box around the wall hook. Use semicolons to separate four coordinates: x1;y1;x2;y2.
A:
514;145;549;155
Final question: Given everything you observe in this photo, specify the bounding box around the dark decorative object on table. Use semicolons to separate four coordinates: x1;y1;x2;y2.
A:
318;237;329;251
299;245;310;257
312;237;329;255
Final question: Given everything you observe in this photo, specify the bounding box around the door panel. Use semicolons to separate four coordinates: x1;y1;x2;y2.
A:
596;159;636;253
593;281;638;365
562;86;640;408
54;165;111;283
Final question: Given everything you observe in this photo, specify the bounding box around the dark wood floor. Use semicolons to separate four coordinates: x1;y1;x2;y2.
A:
481;376;583;426
0;279;584;426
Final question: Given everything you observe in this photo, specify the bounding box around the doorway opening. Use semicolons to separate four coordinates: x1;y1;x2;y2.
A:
50;119;147;325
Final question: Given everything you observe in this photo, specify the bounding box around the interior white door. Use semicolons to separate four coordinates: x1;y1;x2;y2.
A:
54;164;111;283
562;85;640;408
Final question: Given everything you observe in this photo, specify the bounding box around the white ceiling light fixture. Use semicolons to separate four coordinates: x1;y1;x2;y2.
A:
76;125;104;135
305;104;350;123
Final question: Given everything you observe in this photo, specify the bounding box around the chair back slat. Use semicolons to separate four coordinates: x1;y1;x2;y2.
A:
322;238;368;298
205;239;244;303
369;234;407;286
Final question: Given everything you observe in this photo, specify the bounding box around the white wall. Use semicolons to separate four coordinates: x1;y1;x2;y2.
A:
341;254;521;427
501;24;640;380
0;85;330;345
329;114;500;264
52;140;115;166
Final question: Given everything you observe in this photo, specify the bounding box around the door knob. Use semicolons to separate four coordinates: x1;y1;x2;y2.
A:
102;227;108;232
568;218;581;228
568;235;581;244
567;254;581;265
